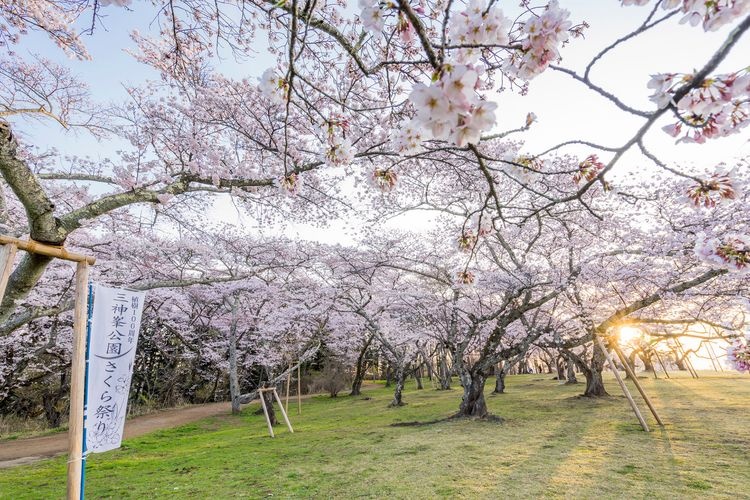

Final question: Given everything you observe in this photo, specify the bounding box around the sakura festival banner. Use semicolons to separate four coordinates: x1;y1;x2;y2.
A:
84;284;145;454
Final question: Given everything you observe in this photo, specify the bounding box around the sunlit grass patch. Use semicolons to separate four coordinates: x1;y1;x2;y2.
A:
0;372;748;498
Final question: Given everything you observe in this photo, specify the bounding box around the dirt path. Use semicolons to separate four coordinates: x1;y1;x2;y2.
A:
0;402;230;469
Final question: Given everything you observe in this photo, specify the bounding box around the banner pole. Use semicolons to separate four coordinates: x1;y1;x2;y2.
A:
80;283;94;499
67;262;90;500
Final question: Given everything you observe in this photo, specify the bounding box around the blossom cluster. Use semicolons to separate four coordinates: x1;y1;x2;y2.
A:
369;168;398;192
504;0;572;81
727;335;750;372
402;64;498;149
623;0;750;32
694;232;750;272
359;0;387;35
686;173;738;207
323;114;354;167
391;117;429;155
279;172;300;195
258;68;288;105
573;155;605;184
449;1;511;63
650;70;750;143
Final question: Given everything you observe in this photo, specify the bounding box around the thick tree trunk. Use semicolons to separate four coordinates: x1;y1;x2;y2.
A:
261;390;278;425
437;348;452;390
384;365;392;388
350;334;373;396
565;358;578;384
493;366;506;394
555;359;565;380
415;368;423;390
389;366;407;407
582;346;608;397
457;370;488;418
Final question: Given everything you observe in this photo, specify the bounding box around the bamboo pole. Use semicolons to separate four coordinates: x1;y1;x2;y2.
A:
272;388;294;433
675;339;699;378
285;366;291;413
258;389;275;438
297;364;301;415
67;261;90;500
706;342;723;372
611;343;664;426
596;337;650;432
0;243;17;301
653;349;671;379
0;235;95;264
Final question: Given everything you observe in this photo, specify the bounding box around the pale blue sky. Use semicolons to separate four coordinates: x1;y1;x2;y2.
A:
11;2;750;243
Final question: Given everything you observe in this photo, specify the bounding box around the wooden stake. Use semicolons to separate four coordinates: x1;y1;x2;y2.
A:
596;337;650;432
297;363;301;415
653;349;671;379
611;343;664;426
706;342;723;372
67;261;90;500
675;339;699;378
0;243;17;301
272;388;294;433
258;389;275;438
285;366;291;413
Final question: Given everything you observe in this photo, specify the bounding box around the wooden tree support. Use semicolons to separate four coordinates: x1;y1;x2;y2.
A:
595;337;650;432
285;364;292;413
707;342;724;372
610;343;664;426
674;338;699;378
0;236;95;500
258;387;294;438
653;348;671;379
297;364;302;415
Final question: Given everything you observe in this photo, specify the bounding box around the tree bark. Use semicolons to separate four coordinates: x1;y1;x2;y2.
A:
457;370;488;418
565;358;578;384
389;365;406;407
349;333;373;396
261;390;277;425
228;305;241;415
555;358;565;380
437;347;451;390
493;365;506;394
582;346;608;397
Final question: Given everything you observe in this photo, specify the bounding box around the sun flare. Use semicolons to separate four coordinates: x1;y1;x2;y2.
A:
618;326;643;345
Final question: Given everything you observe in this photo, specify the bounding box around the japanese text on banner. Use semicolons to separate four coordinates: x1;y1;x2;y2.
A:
85;285;145;453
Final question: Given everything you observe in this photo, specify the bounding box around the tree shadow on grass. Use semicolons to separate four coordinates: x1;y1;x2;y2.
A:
390;413;504;427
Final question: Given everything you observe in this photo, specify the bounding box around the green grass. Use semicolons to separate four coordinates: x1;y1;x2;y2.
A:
1;372;748;499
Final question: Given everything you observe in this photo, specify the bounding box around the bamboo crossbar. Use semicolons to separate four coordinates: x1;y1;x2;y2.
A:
0;235;96;264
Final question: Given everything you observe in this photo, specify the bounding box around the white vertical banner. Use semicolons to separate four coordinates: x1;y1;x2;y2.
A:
84;284;146;454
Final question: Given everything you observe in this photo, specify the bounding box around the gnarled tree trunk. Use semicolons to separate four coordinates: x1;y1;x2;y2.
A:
582;345;608;397
457;369;488;418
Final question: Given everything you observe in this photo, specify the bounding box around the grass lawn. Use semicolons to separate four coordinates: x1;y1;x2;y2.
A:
1;372;748;499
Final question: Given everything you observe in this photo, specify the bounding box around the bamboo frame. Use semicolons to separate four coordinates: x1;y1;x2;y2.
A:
675;338;699;378
595;337;650;432
610;343;664;426
271;388;294;433
258;387;294;437
707;342;724;372
0;236;95;500
653;349;671;379
0;235;96;264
